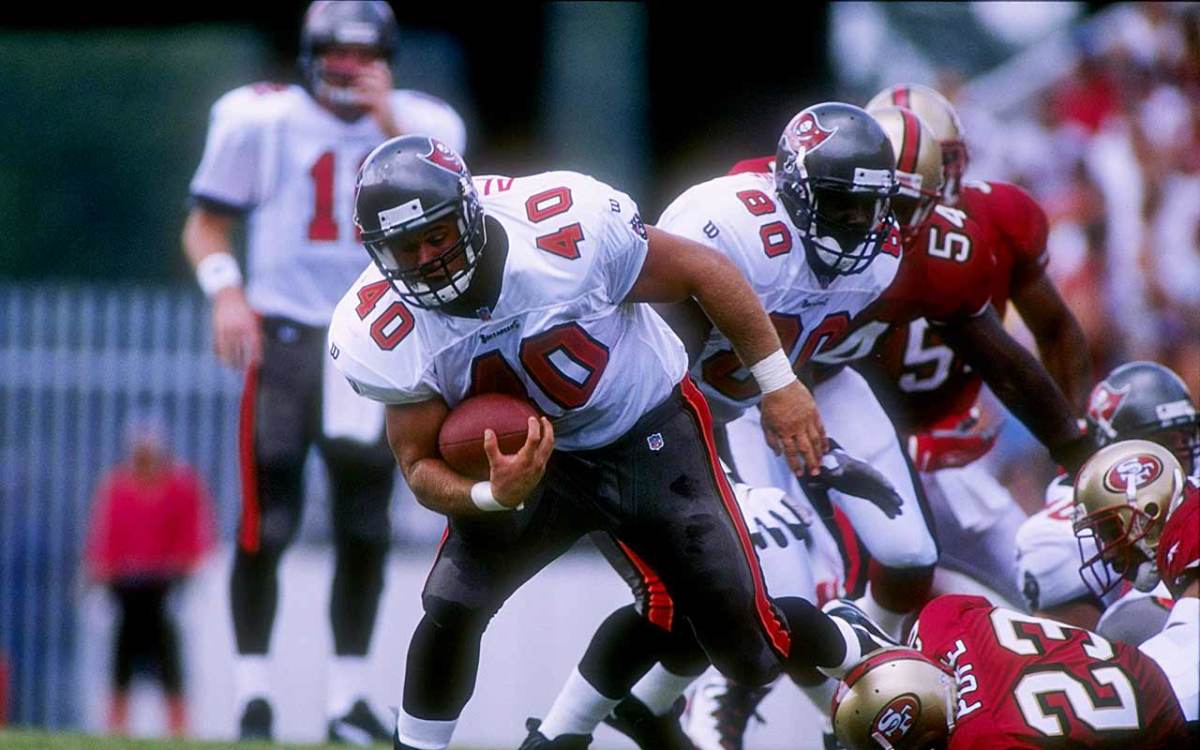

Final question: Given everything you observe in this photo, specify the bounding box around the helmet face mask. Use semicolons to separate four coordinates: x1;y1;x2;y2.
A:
355;137;487;310
1074;503;1161;598
774;103;898;277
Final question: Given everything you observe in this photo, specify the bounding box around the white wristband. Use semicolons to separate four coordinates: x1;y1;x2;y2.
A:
470;481;508;512
196;252;243;298
749;349;797;395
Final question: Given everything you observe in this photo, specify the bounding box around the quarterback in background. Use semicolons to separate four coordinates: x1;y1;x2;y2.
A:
181;1;466;742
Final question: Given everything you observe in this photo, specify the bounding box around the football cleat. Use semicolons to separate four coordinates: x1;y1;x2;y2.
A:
328;699;393;745
518;717;592;749
683;675;772;750
603;695;694;750
238;697;273;741
822;598;898;658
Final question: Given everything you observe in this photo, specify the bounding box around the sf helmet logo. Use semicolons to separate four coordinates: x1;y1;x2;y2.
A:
1087;381;1131;437
421;138;466;175
872;695;919;741
786;111;838;156
1103;454;1164;493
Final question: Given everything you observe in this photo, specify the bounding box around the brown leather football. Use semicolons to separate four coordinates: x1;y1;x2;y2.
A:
437;393;539;480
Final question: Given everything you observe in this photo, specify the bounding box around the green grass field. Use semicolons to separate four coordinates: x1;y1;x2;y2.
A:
0;731;488;750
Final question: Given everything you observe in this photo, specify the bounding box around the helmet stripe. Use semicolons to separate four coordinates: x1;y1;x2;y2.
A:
893;85;911;108
898;109;921;174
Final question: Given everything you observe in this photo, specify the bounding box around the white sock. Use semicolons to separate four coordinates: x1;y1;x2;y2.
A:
395;708;457;750
798;678;837;718
630;663;698;715
234;654;270;710
328;655;369;718
855;583;907;641
539;668;619;739
817;618;863;681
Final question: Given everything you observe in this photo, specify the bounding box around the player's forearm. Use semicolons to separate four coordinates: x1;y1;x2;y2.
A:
942;310;1085;468
404;456;489;517
181;209;237;269
1030;321;1091;415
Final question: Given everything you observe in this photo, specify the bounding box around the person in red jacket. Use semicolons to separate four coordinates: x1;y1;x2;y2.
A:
83;416;216;737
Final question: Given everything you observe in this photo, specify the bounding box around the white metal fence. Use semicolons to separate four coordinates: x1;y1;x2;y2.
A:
0;281;246;727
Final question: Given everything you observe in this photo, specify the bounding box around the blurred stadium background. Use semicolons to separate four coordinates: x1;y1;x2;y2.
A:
1;2;1197;747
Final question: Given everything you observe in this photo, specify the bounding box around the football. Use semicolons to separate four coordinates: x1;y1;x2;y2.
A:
438;393;540;480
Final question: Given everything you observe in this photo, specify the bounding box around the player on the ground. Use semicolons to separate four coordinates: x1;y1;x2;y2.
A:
830;594;1190;749
1017;361;1198;638
329;135;892;750
181;2;466;742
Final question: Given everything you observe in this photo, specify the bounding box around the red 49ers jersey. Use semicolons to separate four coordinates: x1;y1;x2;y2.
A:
866;180;1050;433
912;594;1188;749
856;202;999;433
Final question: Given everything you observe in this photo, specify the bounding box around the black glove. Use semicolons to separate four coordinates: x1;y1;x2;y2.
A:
803;441;904;519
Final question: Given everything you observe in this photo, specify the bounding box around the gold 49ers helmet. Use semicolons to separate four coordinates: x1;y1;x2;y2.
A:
866;84;966;206
865;106;943;237
1073;439;1187;598
832;648;955;750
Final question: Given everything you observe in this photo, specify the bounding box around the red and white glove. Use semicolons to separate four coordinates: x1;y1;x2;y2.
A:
907;407;1000;472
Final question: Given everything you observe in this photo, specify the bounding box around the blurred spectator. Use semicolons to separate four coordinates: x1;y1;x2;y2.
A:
83;416;215;738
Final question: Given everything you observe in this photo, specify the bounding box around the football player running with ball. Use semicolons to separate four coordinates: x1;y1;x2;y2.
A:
328;136;892;750
182;2;465;743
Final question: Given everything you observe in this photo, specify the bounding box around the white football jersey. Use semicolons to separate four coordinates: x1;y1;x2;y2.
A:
1015;474;1122;612
656;172;901;420
327;171;687;451
189;83;466;326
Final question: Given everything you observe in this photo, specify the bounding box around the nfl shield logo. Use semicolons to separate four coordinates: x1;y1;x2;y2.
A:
647;433;665;452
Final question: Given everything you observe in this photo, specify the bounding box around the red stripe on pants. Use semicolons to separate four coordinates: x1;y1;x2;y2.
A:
617;541;675;631
237;365;261;552
422;525;451;593
680;377;791;657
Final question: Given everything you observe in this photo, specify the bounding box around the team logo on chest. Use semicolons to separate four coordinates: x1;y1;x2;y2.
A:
1102;454;1164;493
421;138;466;175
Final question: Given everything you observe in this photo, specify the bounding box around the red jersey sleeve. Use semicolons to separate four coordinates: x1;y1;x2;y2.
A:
727;155;774;176
962;181;1049;289
1158;483;1199;595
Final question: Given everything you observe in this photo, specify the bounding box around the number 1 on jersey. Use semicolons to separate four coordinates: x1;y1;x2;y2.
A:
309;151;338;241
